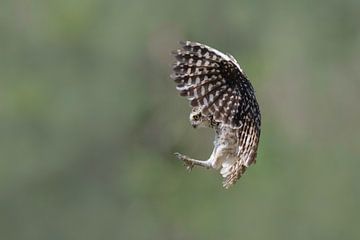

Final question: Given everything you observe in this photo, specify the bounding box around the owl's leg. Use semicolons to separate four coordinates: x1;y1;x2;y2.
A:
174;146;225;171
174;152;212;171
175;145;232;170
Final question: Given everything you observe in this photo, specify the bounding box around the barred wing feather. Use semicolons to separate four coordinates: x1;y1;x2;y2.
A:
171;41;260;129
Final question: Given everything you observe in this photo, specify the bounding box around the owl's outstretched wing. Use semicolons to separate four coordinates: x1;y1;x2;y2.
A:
171;41;260;129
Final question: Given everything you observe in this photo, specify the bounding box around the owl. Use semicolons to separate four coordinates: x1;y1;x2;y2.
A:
171;41;261;188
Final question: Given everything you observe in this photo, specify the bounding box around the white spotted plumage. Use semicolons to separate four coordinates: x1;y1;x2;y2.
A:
171;41;261;188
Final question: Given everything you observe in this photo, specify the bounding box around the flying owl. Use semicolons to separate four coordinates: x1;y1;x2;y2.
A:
170;41;261;188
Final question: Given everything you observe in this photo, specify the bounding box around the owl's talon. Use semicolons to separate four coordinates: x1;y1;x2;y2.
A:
184;160;194;171
174;152;194;171
174;152;185;160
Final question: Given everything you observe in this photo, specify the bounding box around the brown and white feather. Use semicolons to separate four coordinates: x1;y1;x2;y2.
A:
171;41;261;188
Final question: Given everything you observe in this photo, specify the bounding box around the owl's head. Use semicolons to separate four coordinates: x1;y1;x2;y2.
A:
189;107;211;128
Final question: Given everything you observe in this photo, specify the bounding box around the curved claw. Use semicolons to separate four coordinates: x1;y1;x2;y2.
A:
174;152;184;160
174;152;194;171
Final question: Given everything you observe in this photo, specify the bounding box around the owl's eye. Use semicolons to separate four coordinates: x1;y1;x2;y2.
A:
193;114;200;121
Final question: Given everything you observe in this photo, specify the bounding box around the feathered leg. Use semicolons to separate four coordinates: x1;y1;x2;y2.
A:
174;147;224;171
174;152;211;171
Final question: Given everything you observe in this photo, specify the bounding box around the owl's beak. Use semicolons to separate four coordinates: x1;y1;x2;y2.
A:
191;124;197;128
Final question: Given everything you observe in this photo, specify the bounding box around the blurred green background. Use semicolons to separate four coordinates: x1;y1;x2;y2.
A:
1;0;360;239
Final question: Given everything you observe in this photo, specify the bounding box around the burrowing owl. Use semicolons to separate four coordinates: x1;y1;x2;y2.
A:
171;41;261;188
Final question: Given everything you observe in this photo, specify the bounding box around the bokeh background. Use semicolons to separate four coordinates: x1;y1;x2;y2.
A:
1;0;360;239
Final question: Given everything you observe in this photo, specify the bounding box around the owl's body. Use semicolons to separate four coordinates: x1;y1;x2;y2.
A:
171;41;261;188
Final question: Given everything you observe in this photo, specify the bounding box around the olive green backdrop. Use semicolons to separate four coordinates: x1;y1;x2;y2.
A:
1;0;359;239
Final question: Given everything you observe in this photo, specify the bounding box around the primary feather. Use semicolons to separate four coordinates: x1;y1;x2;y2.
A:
171;41;260;129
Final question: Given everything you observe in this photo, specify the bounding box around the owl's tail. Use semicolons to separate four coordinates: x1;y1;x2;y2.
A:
222;163;247;189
